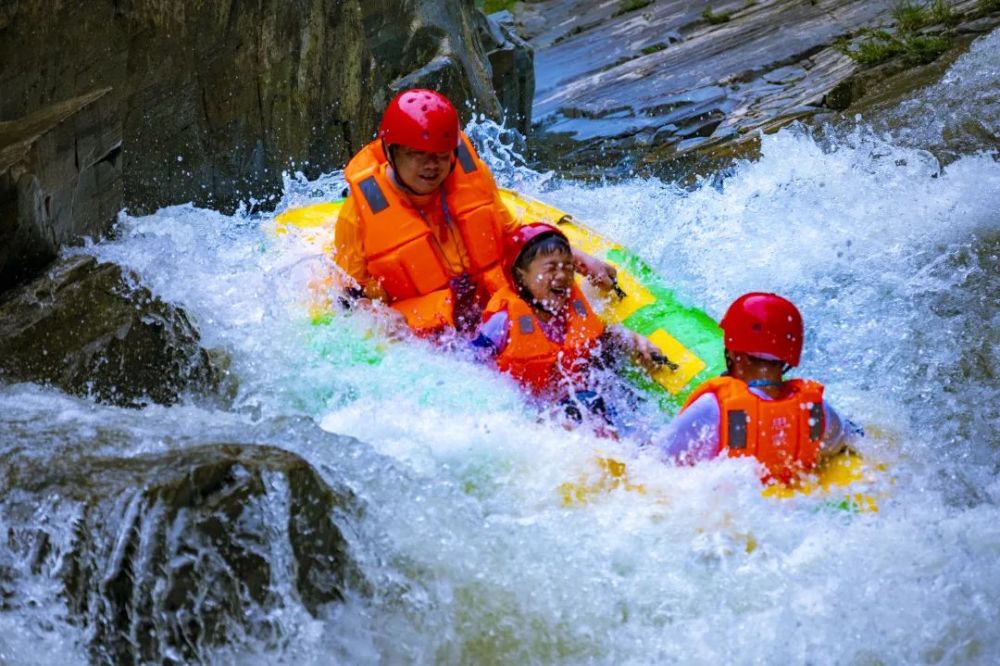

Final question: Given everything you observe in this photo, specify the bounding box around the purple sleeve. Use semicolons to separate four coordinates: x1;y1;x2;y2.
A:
820;401;863;452
470;309;511;357
653;393;722;463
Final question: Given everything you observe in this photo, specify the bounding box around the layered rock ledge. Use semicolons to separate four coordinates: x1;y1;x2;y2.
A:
515;0;1000;175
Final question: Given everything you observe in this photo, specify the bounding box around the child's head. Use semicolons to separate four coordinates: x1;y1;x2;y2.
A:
504;223;575;313
720;292;803;373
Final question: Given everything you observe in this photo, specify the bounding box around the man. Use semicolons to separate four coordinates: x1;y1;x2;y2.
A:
334;88;617;336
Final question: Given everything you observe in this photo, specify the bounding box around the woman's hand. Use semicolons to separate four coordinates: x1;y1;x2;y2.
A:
629;331;664;371
607;324;667;372
572;248;618;292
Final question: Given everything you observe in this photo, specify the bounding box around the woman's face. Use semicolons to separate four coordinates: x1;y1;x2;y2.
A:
516;249;575;314
392;145;453;194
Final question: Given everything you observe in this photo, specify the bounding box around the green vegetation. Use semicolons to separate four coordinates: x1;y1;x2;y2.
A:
890;0;957;29
840;30;904;65
978;0;1000;11
839;1;958;66
475;0;518;14
702;6;733;24
614;0;653;16
641;42;668;55
840;28;951;65
891;1;929;32
930;0;958;25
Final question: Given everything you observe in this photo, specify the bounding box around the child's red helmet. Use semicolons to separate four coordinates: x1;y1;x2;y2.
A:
379;89;461;153
720;292;804;367
502;222;569;285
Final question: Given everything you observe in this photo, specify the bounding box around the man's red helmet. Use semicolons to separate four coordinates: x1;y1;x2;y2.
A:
379;89;461;153
720;292;804;367
502;222;569;285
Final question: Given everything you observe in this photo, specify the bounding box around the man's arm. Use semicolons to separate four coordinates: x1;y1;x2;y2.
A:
333;196;388;301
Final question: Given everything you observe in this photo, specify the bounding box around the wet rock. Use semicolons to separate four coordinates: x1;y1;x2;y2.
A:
1;443;363;664
0;1;371;214
0;1;533;218
478;10;535;134
362;1;505;120
0;89;122;292
0;255;225;407
518;0;1000;175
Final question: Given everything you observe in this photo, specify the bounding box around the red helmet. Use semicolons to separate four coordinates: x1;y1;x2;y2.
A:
720;292;804;367
379;89;461;153
502;222;569;285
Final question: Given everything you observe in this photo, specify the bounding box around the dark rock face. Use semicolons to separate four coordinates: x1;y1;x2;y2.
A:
479;10;535;134
1;443;362;664
0;89;122;292
0;1;534;219
0;255;224;407
0;0;375;215
362;0;501;119
0;1;534;297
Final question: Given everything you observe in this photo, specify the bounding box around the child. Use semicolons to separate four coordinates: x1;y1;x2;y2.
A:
472;222;664;430
658;292;861;483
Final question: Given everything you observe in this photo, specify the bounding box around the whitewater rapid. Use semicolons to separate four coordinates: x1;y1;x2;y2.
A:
2;29;999;666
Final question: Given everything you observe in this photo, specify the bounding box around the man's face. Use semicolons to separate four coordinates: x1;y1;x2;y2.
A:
393;145;453;194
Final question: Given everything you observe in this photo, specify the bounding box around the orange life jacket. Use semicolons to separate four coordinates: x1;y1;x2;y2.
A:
484;284;606;396
343;140;387;181
682;376;825;483
345;135;509;333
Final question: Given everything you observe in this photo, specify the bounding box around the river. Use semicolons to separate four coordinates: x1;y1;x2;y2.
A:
1;28;998;666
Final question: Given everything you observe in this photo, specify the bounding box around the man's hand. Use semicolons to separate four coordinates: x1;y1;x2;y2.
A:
572;248;618;292
607;324;669;373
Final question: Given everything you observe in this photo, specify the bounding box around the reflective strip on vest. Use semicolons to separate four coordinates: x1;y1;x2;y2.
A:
518;315;535;334
456;142;477;174
358;176;389;214
809;402;824;440
728;410;748;450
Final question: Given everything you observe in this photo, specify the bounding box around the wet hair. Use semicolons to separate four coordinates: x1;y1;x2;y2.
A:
512;233;572;290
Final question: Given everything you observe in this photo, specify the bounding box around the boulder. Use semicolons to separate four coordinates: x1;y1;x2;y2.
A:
0;89;122;292
0;443;363;664
0;255;225;407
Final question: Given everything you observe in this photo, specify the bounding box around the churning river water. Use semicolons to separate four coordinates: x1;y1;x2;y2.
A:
2;28;999;666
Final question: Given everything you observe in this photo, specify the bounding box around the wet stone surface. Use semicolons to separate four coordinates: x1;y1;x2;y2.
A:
0;255;226;408
515;0;1000;176
0;443;364;664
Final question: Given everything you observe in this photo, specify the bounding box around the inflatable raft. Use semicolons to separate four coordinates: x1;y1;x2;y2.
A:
275;189;881;510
